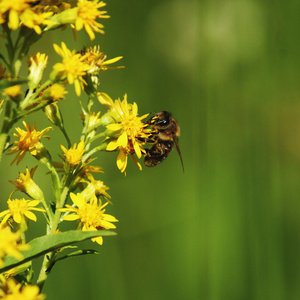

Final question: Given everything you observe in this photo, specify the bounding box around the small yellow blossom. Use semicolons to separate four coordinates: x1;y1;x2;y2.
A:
52;42;92;96
75;0;110;41
0;0;29;30
0;198;45;226
9;122;52;165
82;45;123;74
79;164;104;177
80;111;101;128
9;166;44;200
20;8;53;34
60;140;85;169
28;53;48;87
59;193;118;245
47;83;68;101
0;275;45;300
101;94;151;173
0;227;30;267
3;85;21;98
80;174;111;203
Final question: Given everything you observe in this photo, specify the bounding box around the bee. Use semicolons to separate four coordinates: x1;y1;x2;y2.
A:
144;111;184;171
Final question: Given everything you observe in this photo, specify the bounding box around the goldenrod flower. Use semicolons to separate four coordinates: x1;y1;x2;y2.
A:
0;0;29;30
46;83;68;101
80;174;111;203
0;198;45;226
81;111;101;128
9;166;44;200
60;140;85;169
9;121;52;165
28;53;48;88
75;0;109;41
82;45;123;74
52;42;92;96
0;0;53;32
101;94;151;173
3;85;21;98
79;164;104;177
0;227;30;267
59;192;118;245
20;8;53;34
0;275;45;300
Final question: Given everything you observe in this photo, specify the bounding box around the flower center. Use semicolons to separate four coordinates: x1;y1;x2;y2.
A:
78;1;98;22
8;199;28;214
122;117;143;138
65;149;83;167
19;130;40;150
78;203;103;227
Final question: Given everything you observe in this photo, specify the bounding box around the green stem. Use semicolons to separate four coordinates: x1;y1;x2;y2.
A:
88;131;106;144
36;251;55;291
0;100;15;162
20;80;52;110
82;142;108;163
36;176;71;290
40;196;53;224
60;126;71;149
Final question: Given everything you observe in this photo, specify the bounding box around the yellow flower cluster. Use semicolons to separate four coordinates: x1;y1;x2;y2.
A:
0;0;109;39
0;227;30;267
0;0;173;297
0;274;45;300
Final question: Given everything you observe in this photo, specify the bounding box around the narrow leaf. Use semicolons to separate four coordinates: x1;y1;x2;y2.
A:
55;249;100;263
0;230;116;272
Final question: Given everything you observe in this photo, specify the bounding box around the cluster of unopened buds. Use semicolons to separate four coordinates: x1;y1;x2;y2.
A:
0;0;181;298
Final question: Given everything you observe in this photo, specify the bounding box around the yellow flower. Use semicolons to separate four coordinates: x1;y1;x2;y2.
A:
60;140;85;169
0;198;45;226
0;275;45;300
0;0;29;30
20;8;53;34
75;0;110;41
27;53;48;87
0;227;30;267
47;83;68;101
80;174;111;203
3;85;21;98
9;166;44;200
80;111;101;128
52;42;92;96
102;94;151;173
9;121;52;165
82;45;123;74
59;192;118;245
78;164;104;177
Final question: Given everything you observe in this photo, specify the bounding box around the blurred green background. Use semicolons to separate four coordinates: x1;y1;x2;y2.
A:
2;0;300;299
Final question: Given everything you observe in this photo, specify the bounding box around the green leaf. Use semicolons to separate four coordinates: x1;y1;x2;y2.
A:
0;230;116;273
54;249;100;264
46;249;100;273
0;79;28;90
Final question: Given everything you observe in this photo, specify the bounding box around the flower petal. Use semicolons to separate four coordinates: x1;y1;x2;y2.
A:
63;214;80;221
106;140;119;151
24;211;37;222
